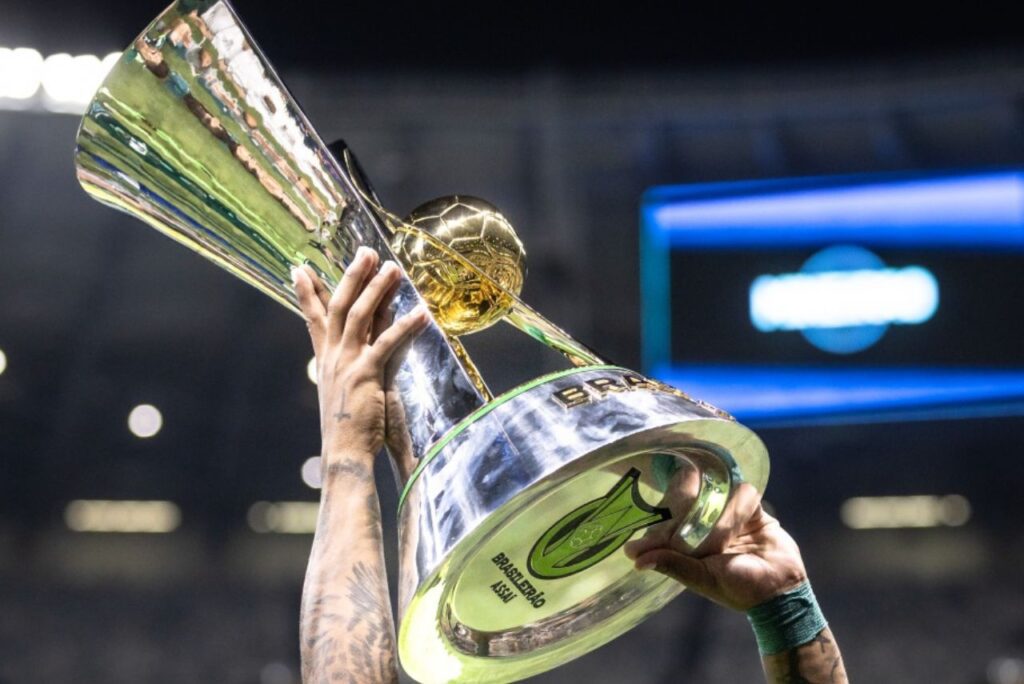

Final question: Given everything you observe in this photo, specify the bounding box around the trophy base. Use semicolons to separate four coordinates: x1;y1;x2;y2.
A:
397;366;768;683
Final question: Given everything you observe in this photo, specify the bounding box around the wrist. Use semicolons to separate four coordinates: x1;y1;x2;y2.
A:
321;430;383;460
746;580;828;656
320;448;377;488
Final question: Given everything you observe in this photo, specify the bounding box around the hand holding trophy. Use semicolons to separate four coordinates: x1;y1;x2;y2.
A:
74;2;769;681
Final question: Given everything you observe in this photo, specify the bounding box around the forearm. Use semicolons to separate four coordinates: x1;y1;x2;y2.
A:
300;451;398;684
748;581;847;684
761;627;847;683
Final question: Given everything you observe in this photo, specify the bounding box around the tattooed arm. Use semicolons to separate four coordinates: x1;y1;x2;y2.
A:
293;248;429;684
625;483;847;683
761;628;846;684
302;455;393;684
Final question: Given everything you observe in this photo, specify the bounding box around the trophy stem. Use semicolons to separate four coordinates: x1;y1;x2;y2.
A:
447;336;493;401
503;306;604;367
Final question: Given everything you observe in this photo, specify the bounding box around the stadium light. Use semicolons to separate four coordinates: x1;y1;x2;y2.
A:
840;495;971;529
128;404;163;438
0;47;43;99
1;46;119;113
247;501;320;534
64;499;181;533
301;456;322;489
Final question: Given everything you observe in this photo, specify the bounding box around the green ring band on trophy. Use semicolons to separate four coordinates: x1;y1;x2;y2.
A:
73;2;770;681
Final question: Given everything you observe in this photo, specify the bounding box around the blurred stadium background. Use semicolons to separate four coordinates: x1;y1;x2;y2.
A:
2;2;1024;682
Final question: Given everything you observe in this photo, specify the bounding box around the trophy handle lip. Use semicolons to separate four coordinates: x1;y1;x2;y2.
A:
326;139;384;209
397;364;624;512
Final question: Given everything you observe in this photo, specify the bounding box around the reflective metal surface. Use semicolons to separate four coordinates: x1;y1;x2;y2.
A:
397;367;768;683
73;0;485;459
74;3;771;682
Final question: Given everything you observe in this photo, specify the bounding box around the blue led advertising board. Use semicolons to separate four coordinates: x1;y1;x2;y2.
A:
640;170;1024;426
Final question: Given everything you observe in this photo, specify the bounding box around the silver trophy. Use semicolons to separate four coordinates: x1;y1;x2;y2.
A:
74;2;770;681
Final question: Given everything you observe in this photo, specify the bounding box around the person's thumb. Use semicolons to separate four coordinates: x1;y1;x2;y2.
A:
633;548;714;594
623;533;666;561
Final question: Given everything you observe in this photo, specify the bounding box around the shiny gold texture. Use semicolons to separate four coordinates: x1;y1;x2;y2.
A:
391;196;526;336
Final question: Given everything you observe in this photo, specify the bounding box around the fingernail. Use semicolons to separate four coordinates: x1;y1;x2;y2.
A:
637;561;656;572
380;260;397;275
290;267;301;286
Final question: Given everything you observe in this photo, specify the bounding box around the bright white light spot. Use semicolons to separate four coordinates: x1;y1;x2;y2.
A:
128;404;163;438
751;266;938;331
247;501;319;534
840;495;971;530
306;357;317;384
0;47;44;99
301;456;322;489
41;52;113;110
0;348;6;376
101;51;121;73
0;46;119;112
65;500;180;533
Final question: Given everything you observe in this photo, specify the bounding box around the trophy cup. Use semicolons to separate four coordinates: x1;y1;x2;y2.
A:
74;2;770;681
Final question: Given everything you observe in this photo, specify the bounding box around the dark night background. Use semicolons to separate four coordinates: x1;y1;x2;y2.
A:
1;1;1023;683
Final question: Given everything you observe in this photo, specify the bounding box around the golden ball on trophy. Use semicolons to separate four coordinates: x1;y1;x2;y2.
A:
391;195;527;336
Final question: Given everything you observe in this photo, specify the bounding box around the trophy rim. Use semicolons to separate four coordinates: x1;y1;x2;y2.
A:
396;363;624;511
397;366;770;682
397;425;749;682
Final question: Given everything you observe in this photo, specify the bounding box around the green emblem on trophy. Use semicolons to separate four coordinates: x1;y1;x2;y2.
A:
528;468;670;580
